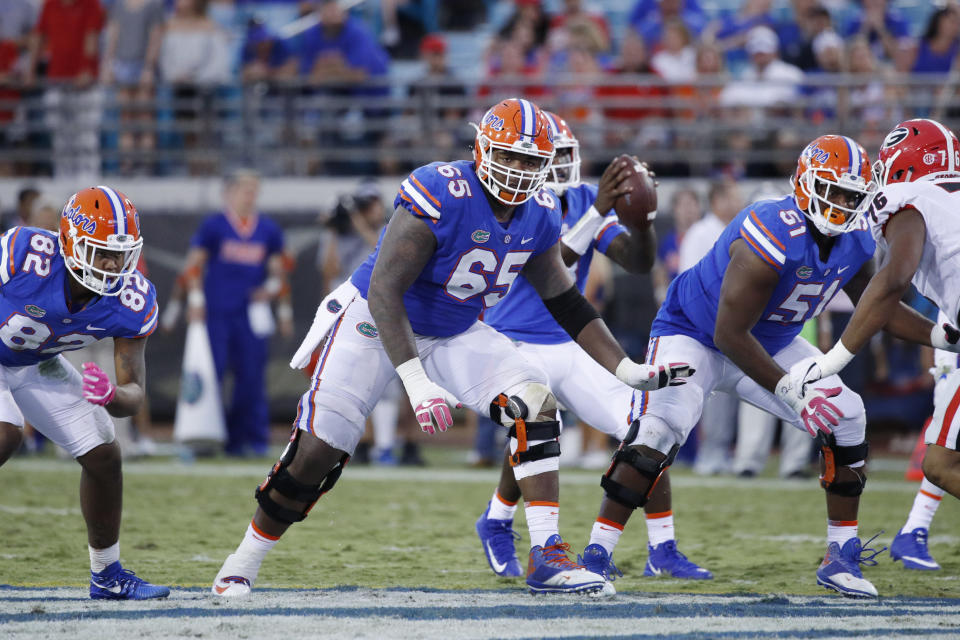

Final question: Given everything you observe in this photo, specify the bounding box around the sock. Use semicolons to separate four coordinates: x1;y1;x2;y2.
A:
525;501;559;548
902;477;944;533
645;510;675;547
487;490;518;521
89;541;120;573
235;520;280;565
589;517;624;554
827;520;857;546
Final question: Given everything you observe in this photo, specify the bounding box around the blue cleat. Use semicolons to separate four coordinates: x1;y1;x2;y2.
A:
475;502;523;577
816;536;884;598
578;543;623;582
90;561;170;600
527;534;608;595
890;528;940;570
644;540;713;580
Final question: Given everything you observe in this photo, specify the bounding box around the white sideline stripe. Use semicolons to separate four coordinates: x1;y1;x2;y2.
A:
4;458;925;493
400;179;441;219
742;217;786;264
0;504;80;516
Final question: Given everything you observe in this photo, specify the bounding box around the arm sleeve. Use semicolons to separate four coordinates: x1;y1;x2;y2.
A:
595;216;628;255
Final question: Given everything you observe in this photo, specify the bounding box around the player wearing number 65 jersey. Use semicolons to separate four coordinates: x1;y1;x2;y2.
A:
586;134;944;599
213;98;690;598
0;186;167;600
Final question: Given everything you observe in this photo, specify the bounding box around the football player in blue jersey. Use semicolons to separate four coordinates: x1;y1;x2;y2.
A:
474;112;712;582
0;186;168;600
581;134;952;598
212;98;690;597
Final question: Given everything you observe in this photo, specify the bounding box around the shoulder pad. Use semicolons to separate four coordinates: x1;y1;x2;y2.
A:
738;201;806;270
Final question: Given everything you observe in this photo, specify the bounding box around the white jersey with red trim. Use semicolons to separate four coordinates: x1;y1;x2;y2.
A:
868;172;960;325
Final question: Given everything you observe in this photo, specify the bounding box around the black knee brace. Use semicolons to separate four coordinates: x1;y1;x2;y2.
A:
254;428;349;524
600;420;679;509
817;432;868;497
490;393;561;466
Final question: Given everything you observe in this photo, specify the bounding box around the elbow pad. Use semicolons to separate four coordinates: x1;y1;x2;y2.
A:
542;285;600;340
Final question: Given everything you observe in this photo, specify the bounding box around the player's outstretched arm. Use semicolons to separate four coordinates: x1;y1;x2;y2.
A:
713;239;785;393
87;336;148;418
525;241;690;389
368;207;459;434
807;209;960;381
603;224;657;274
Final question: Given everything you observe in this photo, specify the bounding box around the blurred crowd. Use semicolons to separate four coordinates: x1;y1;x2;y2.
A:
2;0;960;178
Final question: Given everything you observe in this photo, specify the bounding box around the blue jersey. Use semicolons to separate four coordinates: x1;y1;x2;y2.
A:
483;183;627;344
0;227;158;367
351;160;561;337
652;196;875;354
191;212;285;312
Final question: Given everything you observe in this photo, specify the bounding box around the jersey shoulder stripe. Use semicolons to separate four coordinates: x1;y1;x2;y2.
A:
741;210;786;269
400;178;441;219
139;301;159;336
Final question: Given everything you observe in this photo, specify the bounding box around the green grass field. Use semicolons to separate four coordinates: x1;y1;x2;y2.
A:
2;450;958;600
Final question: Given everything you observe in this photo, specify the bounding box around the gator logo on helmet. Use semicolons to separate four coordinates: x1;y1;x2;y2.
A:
356;322;379;338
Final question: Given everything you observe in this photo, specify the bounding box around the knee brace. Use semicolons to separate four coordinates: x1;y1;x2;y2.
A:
490;383;560;466
601;420;679;509
817;432;868;497
255;428;349;524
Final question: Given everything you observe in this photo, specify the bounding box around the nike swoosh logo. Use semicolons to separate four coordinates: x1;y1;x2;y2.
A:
646;564;662;576
92;580;123;594
838;266;850;274
214;584;230;594
902;555;939;568
87;325;106;331
599;526;617;532
485;541;508;574
521;237;534;245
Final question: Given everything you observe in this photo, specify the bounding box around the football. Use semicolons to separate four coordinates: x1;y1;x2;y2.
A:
613;156;658;228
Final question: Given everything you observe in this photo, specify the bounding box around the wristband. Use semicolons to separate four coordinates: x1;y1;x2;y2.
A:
817;341;855;378
264;277;282;297
187;289;205;309
561;206;604;256
396;357;429;397
276;303;293;322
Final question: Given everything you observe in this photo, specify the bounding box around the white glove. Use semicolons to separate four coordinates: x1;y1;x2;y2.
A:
396;358;461;435
775;374;844;437
615;358;694;391
931;322;960;352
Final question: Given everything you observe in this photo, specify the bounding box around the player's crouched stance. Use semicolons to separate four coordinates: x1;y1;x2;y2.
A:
212;98;689;598
580;136;928;599
0;187;168;600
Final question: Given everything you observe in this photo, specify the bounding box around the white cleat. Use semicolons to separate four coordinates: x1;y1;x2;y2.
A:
212;553;259;597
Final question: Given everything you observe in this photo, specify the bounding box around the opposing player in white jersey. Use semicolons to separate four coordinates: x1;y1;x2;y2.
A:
788;119;960;571
581;134;950;598
0;187;167;600
475;112;711;582
211;98;690;597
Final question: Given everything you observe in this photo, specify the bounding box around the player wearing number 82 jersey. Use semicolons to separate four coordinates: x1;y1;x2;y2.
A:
0;185;167;600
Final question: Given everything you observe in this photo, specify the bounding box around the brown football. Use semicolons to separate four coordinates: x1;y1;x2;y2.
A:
613;156;658;228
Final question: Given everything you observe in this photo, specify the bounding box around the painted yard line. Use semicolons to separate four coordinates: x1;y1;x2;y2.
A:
3;459;924;493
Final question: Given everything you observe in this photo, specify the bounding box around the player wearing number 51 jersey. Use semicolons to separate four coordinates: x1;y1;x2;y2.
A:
213;98;690;599
0;186;167;600
587;134;943;599
787;120;960;569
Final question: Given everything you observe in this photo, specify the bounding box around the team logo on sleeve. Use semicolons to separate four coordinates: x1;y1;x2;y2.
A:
326;299;342;313
795;266;813;280
356;322;379;338
471;229;490;243
24;304;46;318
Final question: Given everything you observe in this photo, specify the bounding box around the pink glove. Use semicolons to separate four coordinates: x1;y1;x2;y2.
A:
413;397;456;435
82;362;116;406
799;386;844;437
